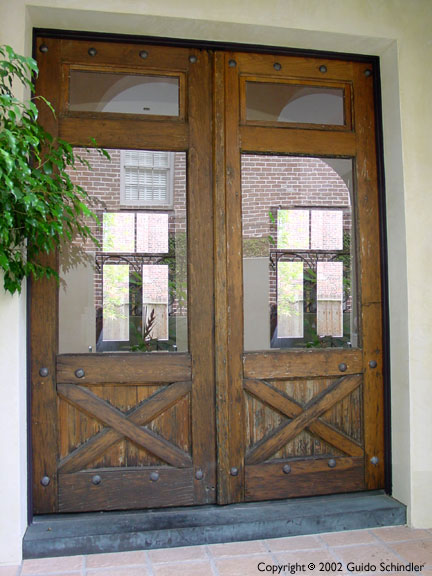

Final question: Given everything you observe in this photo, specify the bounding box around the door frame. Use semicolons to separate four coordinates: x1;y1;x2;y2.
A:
29;28;391;520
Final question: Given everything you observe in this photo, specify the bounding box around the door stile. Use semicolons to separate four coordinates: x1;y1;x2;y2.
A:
187;48;217;503
352;63;385;489
214;52;246;504
31;37;62;513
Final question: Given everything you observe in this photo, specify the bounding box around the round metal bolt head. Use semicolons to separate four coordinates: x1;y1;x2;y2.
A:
328;458;337;468
41;476;50;486
189;55;197;63
273;62;282;71
39;44;49;53
92;475;102;485
319;65;327;73
364;69;373;77
195;469;204;480
39;367;49;377
282;464;291;474
369;360;378;369
88;47;97;57
228;59;237;68
230;467;239;477
338;363;347;372
139;50;148;59
150;471;160;482
75;368;85;379
371;456;379;466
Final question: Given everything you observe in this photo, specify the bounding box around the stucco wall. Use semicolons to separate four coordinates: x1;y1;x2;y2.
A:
0;0;431;564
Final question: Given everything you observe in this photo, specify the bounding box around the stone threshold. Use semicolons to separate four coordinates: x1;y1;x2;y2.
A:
23;490;406;559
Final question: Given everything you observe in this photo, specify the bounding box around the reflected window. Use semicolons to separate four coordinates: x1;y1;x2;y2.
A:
242;155;356;351
59;149;188;354
121;151;174;208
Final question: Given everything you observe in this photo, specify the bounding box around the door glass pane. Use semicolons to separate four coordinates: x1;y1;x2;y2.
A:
69;70;179;116
245;82;345;125
242;154;357;350
59;148;187;353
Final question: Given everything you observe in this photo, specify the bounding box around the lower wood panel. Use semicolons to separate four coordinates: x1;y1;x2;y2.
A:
59;468;194;512
245;457;364;501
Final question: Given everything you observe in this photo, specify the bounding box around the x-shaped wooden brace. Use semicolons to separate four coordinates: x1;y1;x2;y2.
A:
58;381;192;472
244;374;363;465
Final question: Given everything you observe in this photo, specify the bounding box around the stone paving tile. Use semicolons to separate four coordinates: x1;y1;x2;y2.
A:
147;544;207;563
372;526;432;542
152;560;215;576
86;566;150;576
265;534;324;551
85;550;147;569
319;529;377;547
21;555;83;574
274;548;342;575
0;567;20;576
331;543;402;573
214;553;275;576
208;539;267;557
387;539;432;566
87;568;149;576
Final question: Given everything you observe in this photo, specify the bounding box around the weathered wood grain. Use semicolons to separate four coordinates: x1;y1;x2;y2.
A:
57;353;191;384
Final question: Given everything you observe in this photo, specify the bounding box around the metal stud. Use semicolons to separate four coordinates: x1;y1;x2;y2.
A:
195;469;204;480
75;368;85;379
328;458;337;468
39;44;49;54
92;475;102;485
338;363;347;372
364;69;373;77
41;476;50;486
88;47;97;57
139;50;148;59
189;55;197;63
371;456;379;466
228;59;237;68
282;464;291;474
230;467;239;477
150;471;160;482
39;367;49;377
369;360;377;369
273;62;282;71
319;65;327;73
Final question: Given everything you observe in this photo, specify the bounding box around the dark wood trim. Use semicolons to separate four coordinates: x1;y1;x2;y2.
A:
59;468;195;512
244;349;363;379
245;457;364;501
187;48;217;504
34;28;380;65
57;353;192;384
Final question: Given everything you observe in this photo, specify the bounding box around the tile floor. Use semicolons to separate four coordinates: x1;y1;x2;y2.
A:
1;526;432;576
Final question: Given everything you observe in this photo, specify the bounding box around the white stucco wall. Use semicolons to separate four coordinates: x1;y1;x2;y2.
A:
0;0;431;564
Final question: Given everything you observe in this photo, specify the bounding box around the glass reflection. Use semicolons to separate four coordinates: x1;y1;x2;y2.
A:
59;149;187;353
242;155;356;351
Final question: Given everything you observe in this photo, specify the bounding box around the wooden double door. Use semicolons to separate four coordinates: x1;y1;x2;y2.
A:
31;36;385;514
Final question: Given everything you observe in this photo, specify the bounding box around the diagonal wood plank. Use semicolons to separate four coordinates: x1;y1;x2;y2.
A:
244;379;363;457
59;381;192;473
58;383;192;468
246;374;362;464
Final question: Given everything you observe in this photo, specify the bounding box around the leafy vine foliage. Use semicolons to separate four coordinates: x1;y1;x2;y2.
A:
0;45;108;294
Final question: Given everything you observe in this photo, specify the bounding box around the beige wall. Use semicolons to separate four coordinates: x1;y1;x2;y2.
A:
1;0;431;563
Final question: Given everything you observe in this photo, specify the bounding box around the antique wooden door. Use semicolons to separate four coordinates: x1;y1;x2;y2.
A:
214;51;385;504
31;37;216;513
31;37;385;513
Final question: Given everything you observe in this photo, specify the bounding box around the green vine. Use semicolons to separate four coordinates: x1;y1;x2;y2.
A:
0;45;109;294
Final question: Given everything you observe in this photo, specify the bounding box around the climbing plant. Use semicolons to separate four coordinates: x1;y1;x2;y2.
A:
0;45;108;294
